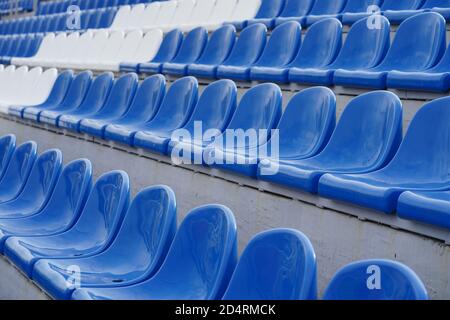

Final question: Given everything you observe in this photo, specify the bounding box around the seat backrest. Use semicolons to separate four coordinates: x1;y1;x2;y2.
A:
290;18;342;68
27;35;44;57
128;3;146;27
120;74;166;123
103;185;177;280
195;25;236;65
271;87;336;159
72;72;113;114
222;23;267;66
381;0;424;11
208;0;238;24
315;91;403;171
254;21;301;67
225;83;282;148
58;70;93;109
223;229;317;300
229;0;261;21
33;33;56;59
150;28;183;63
44;33;68;60
254;0;285;19
88;10;103;29
132;29;164;63
183;79;237;135
309;0;348;15
187;0;217;25
69;30;95;60
14;149;63;207
110;5;131;29
35;158;93;241
138;1;160;28
146;76;198;131
38;70;75;108
60;32;81;61
279;0;314;17
153;0;177;25
88;30;110;60
378;12;446;71
150;204;237;300
323;260;428;300
168;0;195;26
379;96;450;180
342;0;382;13
69;170;130;251
0;141;37;198
330;16;390;69
114;30;143;61
21;67;44;103
170;27;208;64
29;68;59;105
0;134;16;180
421;0;450;9
98;30;125;61
94;73;138;118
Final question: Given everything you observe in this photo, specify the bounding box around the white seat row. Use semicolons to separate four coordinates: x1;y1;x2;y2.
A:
109;0;261;32
0;65;58;114
12;29;163;71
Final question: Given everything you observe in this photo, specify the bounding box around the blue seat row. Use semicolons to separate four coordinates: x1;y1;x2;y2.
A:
0;34;42;64
0;136;428;299
36;0;147;16
126;12;450;92
0;7;117;36
8;71;450;230
0;0;34;16
238;0;450;28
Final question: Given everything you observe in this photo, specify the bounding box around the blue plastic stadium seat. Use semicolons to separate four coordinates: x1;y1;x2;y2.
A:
334;13;446;89
249;21;302;82
259;91;402;193
4;170;130;277
32;185;177;300
222;229;317;300
104;74;165;142
79;73;138;137
161;27;208;76
0;141;37;204
255;87;336;179
34;72;93;124
72;204;237;300
167;79;237;162
323;260;428;300
22;71;91;122
319;96;450;214
286;18;342;84
105;77;196;146
291;16;390;86
221;22;300;81
387;43;450;92
187;25;236;79
383;0;437;24
57;72;114;129
216;23;267;80
0;149;62;224
135;29;184;74
398;191;450;229
304;0;348;26
246;0;286;29
203;83;282;177
0;159;92;253
0;134;15;180
317;0;383;25
133;77;199;153
274;0;314;27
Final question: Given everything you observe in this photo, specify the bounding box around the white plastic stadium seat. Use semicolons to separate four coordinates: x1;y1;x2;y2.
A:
160;0;197;32
204;0;238;30
109;5;132;30
121;29;164;67
179;0;217;32
124;3;146;31
13;33;55;66
153;0;178;27
137;2;161;31
228;0;261;23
